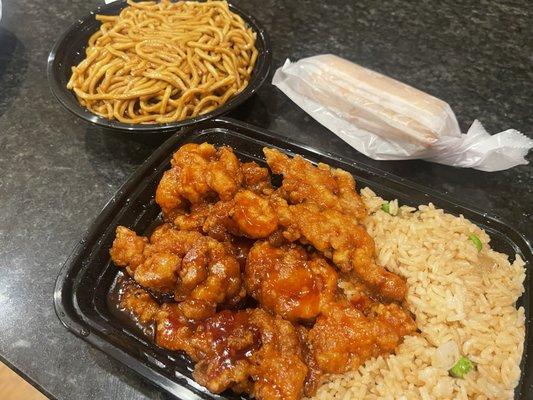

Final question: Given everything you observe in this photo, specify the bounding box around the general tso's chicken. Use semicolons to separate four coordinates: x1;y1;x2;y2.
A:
111;143;418;400
119;278;161;325
173;200;237;241
264;148;367;222
245;241;338;322
149;223;205;255
307;300;416;374
189;308;308;400
188;310;258;393
119;281;307;400
274;199;406;301
232;190;279;238
119;280;196;353
264;148;407;301
155;143;276;240
241;161;274;194
174;189;278;241
246;309;308;400
110;224;244;320
109;226;148;276
155;143;244;218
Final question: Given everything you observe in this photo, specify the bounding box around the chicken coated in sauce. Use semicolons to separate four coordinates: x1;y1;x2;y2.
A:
245;241;338;322
119;281;308;400
264;148;406;301
173;189;278;241
119;281;196;352
163;151;278;241
110;143;417;400
191;308;308;399
155;143;243;218
110;223;244;320
263;148;367;222
307;300;416;374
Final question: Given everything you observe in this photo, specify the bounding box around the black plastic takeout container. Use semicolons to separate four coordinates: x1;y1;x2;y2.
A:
47;1;271;134
54;118;532;399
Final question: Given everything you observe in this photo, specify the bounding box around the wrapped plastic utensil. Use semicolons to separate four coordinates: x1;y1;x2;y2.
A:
272;54;532;171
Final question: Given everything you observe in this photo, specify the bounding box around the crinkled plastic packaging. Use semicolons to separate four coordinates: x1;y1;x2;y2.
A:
272;54;532;171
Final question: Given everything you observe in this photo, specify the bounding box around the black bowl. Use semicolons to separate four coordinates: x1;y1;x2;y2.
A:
47;1;271;133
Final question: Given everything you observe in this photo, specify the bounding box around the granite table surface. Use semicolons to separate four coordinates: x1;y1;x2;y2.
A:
0;0;531;399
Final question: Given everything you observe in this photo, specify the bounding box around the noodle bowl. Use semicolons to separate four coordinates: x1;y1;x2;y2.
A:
67;0;258;124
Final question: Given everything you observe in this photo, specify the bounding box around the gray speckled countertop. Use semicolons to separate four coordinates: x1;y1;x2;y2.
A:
0;0;531;399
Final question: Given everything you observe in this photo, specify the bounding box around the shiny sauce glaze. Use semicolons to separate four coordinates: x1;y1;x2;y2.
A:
107;271;157;341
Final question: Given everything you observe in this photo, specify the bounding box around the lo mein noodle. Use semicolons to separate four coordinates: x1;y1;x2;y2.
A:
67;0;258;124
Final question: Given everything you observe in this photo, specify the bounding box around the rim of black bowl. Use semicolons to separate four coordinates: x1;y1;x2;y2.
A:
47;0;272;133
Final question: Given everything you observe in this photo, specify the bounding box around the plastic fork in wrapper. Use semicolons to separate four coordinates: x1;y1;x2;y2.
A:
272;54;532;171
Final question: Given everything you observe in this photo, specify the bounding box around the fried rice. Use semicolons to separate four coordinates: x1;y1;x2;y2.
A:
311;188;526;400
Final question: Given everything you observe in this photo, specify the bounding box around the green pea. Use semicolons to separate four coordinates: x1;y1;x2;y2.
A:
469;234;482;252
449;356;474;378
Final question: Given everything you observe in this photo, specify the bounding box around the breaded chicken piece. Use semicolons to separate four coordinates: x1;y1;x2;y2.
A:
155;143;243;218
245;241;338;322
307;300;416;374
232;190;279;239
264;148;367;222
247;309;308;400
173;200;237;241
174;189;278;241
110;224;244;320
264;148;406;301
119;282;308;400
119;280;196;353
159;149;277;240
189;308;308;400
119;279;161;325
109;226;148;276
274;199;406;301
174;233;243;317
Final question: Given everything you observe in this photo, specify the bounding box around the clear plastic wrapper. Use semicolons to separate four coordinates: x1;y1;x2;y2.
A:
272;54;532;171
